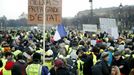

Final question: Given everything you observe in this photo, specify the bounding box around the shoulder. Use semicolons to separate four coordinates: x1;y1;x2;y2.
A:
56;67;70;75
42;66;49;70
41;66;50;75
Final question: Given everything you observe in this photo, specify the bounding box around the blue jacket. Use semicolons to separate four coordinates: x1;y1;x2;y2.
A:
42;66;50;75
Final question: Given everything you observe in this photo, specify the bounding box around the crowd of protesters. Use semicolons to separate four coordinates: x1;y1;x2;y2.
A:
0;28;133;75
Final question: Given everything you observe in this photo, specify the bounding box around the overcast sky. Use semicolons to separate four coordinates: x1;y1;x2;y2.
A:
0;0;134;19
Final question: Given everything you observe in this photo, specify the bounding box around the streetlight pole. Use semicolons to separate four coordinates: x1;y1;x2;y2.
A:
89;0;93;17
119;3;123;32
89;0;93;24
0;23;2;31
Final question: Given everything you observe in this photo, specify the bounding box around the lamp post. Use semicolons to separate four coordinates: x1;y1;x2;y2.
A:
89;0;93;17
0;22;2;31
119;3;123;32
89;0;93;24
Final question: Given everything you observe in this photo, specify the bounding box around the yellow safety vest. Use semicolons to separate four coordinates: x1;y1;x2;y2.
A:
45;60;52;70
65;45;72;54
3;68;12;75
84;52;97;65
0;58;7;70
13;50;22;57
92;53;97;65
26;64;42;75
77;59;84;75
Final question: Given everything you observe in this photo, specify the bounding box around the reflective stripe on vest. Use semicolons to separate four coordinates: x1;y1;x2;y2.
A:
26;64;42;75
84;52;97;65
77;59;84;71
77;59;84;75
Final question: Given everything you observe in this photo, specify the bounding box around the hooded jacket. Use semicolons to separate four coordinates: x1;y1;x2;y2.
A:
11;60;27;75
92;60;111;75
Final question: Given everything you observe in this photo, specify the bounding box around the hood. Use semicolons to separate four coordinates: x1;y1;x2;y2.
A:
5;61;14;70
18;60;26;64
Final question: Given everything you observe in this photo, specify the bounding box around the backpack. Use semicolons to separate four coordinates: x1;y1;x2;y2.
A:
66;58;77;75
83;53;94;75
92;62;103;75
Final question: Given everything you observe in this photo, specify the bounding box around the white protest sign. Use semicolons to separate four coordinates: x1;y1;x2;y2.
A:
83;24;97;32
111;27;119;39
99;18;117;33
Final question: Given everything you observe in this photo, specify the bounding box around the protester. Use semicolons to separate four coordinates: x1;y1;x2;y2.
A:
26;52;50;75
111;66;120;75
50;58;70;75
11;53;27;75
92;52;111;75
0;52;14;75
112;51;130;75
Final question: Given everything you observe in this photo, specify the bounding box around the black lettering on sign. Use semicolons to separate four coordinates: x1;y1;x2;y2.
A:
29;14;43;21
29;6;43;13
46;0;51;5
46;7;58;13
29;6;36;12
39;6;43;12
38;14;43;21
46;14;54;21
29;15;35;21
29;0;44;5
38;0;44;5
46;0;60;6
53;14;59;21
46;14;59;21
53;0;60;5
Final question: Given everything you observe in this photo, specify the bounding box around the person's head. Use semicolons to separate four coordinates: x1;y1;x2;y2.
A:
114;51;121;61
54;58;64;69
129;69;134;75
101;52;109;61
32;52;41;62
17;53;25;61
111;66;120;75
92;46;100;56
76;47;85;57
79;40;85;46
108;46;115;52
4;52;13;60
59;47;67;57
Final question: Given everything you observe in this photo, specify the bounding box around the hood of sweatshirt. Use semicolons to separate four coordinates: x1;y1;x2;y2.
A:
5;61;14;70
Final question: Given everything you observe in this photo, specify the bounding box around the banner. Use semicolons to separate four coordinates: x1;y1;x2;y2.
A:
83;24;97;32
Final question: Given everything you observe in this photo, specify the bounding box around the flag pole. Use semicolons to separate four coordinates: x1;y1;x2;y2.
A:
43;0;46;65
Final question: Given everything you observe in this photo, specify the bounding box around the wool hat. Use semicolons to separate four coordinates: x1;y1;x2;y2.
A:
114;51;121;56
101;52;109;58
54;59;64;68
32;53;41;60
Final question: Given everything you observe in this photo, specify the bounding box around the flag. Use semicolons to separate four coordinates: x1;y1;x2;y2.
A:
53;24;67;41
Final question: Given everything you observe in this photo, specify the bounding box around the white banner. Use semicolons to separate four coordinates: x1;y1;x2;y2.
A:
83;24;97;32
